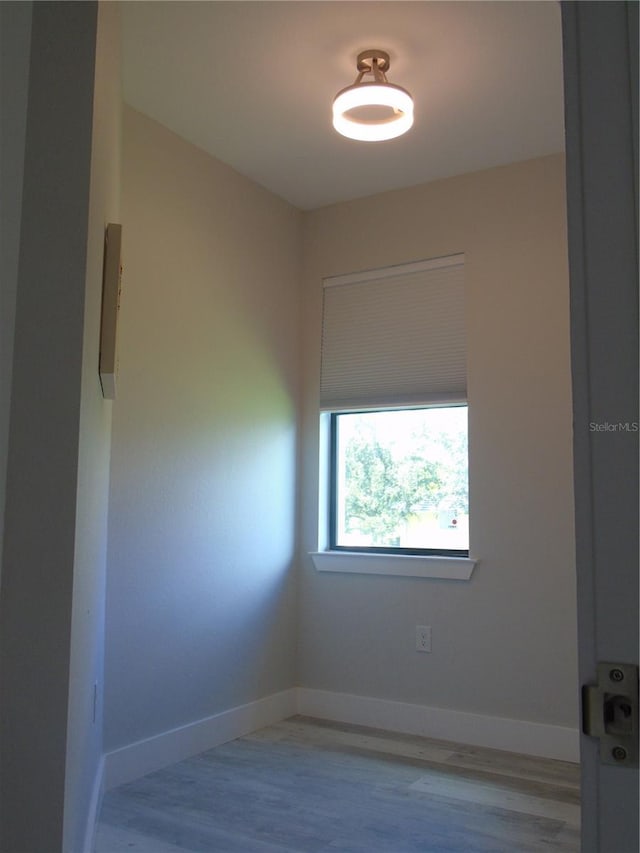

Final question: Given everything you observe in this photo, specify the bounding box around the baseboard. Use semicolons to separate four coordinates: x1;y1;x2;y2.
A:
103;688;298;790
296;688;580;763
82;753;105;853
102;685;578;794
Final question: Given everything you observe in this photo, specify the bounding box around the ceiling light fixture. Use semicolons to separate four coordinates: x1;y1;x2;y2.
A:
332;49;414;142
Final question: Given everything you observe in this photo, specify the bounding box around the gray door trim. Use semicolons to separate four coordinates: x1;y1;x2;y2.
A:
561;2;639;851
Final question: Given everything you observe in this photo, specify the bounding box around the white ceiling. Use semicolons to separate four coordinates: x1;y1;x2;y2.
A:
122;1;565;211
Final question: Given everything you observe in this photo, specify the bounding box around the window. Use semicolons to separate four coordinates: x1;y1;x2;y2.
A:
331;406;469;556
314;253;474;573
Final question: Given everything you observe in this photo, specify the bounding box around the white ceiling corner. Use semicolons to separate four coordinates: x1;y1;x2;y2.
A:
122;1;565;211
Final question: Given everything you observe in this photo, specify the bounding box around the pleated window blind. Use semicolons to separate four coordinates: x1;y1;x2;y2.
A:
320;254;466;411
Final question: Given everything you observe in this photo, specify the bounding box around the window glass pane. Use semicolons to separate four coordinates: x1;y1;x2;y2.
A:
334;406;468;552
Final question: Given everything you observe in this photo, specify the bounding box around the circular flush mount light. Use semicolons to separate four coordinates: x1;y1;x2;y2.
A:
332;49;414;142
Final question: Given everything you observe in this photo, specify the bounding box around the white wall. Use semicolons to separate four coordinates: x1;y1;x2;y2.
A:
104;108;302;751
299;155;579;731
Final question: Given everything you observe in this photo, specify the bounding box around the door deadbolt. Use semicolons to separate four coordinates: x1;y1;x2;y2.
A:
582;662;639;767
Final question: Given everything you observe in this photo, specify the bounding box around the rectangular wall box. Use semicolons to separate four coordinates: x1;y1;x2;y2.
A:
99;222;122;399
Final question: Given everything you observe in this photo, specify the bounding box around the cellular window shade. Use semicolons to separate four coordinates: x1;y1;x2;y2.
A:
320;255;466;411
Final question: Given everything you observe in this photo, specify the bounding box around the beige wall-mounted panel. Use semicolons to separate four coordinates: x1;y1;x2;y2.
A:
99;222;122;399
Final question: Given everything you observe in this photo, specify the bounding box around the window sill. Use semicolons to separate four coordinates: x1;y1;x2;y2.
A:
309;551;477;580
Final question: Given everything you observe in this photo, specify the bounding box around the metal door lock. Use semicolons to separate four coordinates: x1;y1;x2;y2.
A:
582;662;638;767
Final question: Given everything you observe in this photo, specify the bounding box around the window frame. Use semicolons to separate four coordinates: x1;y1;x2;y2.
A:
328;405;470;559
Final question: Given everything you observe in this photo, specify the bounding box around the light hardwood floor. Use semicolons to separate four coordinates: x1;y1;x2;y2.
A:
95;716;580;852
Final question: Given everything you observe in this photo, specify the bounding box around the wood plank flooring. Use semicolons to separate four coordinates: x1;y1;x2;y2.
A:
95;716;580;853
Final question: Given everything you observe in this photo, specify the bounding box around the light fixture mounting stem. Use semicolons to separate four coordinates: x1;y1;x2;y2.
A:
356;49;390;73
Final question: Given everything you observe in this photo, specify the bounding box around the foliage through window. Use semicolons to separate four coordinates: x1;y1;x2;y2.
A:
331;406;469;556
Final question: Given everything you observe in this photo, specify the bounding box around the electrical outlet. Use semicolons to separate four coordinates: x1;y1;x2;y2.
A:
416;625;431;653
